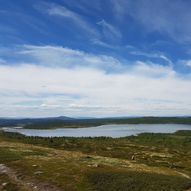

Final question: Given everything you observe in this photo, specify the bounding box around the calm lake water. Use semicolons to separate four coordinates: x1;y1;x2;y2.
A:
2;124;191;138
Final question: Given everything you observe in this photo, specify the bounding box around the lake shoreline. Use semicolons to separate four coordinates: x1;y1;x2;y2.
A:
2;124;191;138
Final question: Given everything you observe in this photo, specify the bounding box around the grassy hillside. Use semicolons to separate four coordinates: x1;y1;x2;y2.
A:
0;130;191;190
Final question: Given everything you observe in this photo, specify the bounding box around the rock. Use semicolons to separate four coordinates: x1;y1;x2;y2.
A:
92;163;99;167
34;171;43;175
2;182;8;187
131;155;135;160
0;164;7;173
88;163;99;168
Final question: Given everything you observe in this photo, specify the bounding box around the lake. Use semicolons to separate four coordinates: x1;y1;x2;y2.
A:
2;124;191;138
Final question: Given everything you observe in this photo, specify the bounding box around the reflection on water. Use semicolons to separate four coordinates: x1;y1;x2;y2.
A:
2;124;191;138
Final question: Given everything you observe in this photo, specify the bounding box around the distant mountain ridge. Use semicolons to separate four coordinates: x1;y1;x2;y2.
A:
0;116;191;129
0;116;75;127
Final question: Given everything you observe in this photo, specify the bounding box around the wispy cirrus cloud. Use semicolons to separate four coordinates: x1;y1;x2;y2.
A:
91;39;118;49
178;60;191;68
110;0;127;21
17;45;122;71
111;0;191;43
97;19;122;42
43;3;98;37
129;50;173;66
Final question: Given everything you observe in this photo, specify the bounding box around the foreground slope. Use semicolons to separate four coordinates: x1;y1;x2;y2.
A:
0;130;191;191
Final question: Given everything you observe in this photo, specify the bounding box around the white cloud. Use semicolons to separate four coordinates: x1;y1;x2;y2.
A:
131;61;175;77
0;45;191;117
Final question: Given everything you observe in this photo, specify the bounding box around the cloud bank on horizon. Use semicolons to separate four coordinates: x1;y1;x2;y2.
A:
0;0;191;117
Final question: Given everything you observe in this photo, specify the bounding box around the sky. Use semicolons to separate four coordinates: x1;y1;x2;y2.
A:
0;0;191;118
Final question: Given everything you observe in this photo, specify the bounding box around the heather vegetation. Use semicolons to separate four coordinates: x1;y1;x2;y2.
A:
0;130;191;190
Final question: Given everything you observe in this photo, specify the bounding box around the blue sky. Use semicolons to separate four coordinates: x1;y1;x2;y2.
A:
0;0;191;117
